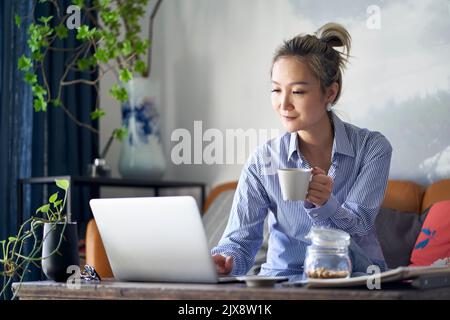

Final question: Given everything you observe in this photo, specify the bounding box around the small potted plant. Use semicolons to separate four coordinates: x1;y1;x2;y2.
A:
0;179;78;300
38;179;80;283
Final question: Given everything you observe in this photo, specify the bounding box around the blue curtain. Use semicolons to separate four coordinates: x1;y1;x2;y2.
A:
0;0;34;298
31;0;100;237
1;0;99;295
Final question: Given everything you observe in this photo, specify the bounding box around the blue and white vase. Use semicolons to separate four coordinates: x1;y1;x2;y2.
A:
118;77;166;180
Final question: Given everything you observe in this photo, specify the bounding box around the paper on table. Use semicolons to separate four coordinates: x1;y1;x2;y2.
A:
285;265;450;288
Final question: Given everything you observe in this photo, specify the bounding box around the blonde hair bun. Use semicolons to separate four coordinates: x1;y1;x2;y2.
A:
315;22;351;57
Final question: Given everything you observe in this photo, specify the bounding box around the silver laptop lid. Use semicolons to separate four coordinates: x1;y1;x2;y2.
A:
89;196;218;283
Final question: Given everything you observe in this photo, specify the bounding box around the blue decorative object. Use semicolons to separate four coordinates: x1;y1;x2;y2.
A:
414;228;436;250
119;78;166;179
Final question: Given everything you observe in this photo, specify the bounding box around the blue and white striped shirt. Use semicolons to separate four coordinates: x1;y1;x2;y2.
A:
211;112;393;276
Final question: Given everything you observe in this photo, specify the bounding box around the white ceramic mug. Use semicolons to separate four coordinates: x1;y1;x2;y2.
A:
278;168;313;201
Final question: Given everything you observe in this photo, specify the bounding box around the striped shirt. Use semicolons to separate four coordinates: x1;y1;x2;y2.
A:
211;112;393;276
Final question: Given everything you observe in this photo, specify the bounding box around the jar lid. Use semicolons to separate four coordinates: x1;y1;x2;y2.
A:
306;227;350;248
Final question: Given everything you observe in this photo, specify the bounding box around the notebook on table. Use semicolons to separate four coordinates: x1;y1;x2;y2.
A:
283;265;450;288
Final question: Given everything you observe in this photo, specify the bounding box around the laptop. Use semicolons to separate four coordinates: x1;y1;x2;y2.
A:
89;196;238;283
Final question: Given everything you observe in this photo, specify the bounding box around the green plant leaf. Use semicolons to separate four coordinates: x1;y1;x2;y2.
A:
32;85;47;99
49;192;58;204
108;47;119;60
134;60;147;74
36;204;50;214
72;0;85;7
54;200;62;208
8;237;17;242
55;24;68;39
100;10;119;25
27;22;48;52
119;68;133;83
77;58;91;71
33;98;47;112
31;50;44;62
113;127;128;141
76;25;89;40
24;72;37;85
121;40;132;56
76;25;96;40
38;24;53;38
98;0;111;8
90;108;106;120
15;14;21;27
40;39;50;48
55;179;69;191
51;99;62;107
109;84;128;102
38;16;53;25
27;38;41;53
94;48;109;63
18;55;32;71
135;40;149;55
104;32;117;47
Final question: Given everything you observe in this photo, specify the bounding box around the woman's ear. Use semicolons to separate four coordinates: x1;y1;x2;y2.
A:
327;82;339;104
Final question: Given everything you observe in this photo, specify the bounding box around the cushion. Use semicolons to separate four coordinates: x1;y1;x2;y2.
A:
410;200;450;266
382;180;424;213
375;207;428;268
421;179;450;212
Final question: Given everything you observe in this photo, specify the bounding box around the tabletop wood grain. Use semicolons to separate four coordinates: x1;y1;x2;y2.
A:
11;280;450;300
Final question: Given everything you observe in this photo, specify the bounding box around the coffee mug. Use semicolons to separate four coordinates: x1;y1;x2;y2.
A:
278;168;313;201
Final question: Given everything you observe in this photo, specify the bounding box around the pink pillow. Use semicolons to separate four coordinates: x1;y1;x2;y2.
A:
410;200;450;266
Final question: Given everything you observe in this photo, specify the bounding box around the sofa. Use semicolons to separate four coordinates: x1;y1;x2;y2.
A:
85;179;450;278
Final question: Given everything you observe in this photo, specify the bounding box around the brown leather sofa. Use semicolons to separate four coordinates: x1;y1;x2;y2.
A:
85;179;450;278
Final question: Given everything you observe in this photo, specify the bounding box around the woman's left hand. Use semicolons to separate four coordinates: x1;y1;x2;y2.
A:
306;167;333;207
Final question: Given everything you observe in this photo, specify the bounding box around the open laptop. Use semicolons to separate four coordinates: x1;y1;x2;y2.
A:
89;196;238;283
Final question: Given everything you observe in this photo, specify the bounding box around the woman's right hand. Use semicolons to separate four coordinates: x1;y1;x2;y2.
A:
212;254;234;275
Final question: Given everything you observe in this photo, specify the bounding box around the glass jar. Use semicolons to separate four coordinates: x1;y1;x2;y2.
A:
304;227;352;279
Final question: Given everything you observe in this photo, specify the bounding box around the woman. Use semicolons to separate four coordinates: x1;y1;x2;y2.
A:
211;23;392;277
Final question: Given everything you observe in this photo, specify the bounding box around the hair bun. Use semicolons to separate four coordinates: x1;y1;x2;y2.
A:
315;22;351;55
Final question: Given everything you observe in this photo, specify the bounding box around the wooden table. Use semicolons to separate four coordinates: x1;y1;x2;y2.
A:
11;280;450;300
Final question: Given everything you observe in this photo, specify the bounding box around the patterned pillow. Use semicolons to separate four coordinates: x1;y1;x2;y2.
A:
410;200;450;266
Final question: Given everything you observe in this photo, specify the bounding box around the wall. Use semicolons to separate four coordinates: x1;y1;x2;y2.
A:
100;0;450;201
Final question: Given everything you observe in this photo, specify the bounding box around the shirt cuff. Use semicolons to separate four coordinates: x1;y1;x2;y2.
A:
303;194;340;223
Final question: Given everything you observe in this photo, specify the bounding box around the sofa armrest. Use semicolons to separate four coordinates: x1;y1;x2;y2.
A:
85;219;114;279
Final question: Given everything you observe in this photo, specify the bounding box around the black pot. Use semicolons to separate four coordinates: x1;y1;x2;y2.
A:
41;222;80;282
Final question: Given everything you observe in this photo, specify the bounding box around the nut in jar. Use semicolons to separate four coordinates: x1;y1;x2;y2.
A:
306;267;349;279
304;227;352;279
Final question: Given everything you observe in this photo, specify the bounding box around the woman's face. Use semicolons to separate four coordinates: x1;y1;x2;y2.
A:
271;56;331;133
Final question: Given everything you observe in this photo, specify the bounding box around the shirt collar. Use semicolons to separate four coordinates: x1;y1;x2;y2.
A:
287;112;355;162
331;112;354;158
